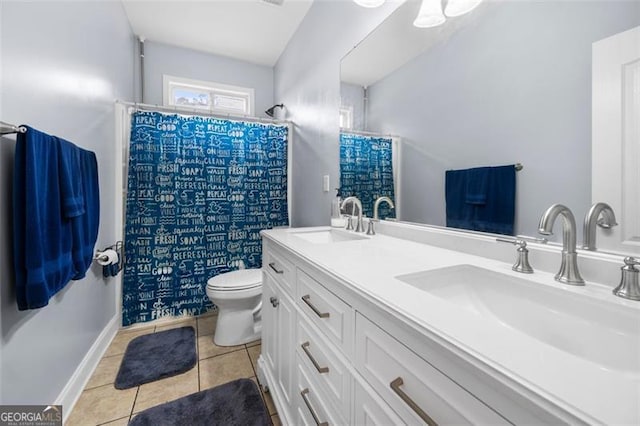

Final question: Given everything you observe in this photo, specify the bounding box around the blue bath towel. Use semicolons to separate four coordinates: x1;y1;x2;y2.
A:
60;140;100;279
13;127;76;309
465;167;489;205
446;165;516;235
13;127;100;309
57;138;85;218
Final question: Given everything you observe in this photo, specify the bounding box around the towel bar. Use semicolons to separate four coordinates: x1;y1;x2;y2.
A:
0;121;27;136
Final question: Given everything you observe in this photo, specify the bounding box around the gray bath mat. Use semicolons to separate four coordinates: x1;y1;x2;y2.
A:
114;326;196;389
129;378;270;426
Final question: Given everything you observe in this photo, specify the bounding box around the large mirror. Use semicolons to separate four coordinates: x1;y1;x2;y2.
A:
340;0;639;250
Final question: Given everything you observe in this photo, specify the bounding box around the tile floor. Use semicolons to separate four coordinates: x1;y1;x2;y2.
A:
66;314;280;426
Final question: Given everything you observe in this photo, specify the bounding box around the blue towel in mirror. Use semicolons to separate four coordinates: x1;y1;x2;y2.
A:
465;167;489;205
446;165;516;235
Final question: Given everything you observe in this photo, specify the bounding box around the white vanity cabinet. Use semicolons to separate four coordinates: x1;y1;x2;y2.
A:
354;313;507;425
259;238;510;426
260;245;296;424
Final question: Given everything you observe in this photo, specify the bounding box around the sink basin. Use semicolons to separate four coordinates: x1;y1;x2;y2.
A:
396;264;640;376
290;229;368;244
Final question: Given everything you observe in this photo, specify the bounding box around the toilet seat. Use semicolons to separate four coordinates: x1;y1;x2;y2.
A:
207;269;262;292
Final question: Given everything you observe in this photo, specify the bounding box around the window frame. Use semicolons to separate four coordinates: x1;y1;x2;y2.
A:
339;106;354;129
163;75;255;116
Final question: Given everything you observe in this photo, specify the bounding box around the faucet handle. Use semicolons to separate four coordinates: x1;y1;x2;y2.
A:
345;215;354;231
366;219;376;236
496;237;526;247
515;235;549;244
496;238;534;273
612;257;640;301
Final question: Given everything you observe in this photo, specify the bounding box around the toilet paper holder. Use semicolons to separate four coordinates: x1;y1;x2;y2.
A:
94;240;124;272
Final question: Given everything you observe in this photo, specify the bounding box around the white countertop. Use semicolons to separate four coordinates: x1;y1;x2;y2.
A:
262;226;640;425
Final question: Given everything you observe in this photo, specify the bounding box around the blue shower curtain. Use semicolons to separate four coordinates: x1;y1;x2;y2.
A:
122;111;289;326
339;132;395;219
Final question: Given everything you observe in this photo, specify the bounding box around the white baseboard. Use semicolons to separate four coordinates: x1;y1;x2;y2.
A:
56;314;120;423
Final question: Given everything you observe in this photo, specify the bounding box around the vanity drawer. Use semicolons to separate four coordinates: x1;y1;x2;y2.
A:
297;269;353;357
354;378;404;426
355;313;508;426
263;244;295;296
295;352;345;426
296;319;351;420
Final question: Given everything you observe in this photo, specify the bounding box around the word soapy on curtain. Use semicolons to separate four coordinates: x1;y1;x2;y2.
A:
339;132;395;219
123;111;289;326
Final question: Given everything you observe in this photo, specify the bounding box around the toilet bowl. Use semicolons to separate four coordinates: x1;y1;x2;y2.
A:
206;269;262;346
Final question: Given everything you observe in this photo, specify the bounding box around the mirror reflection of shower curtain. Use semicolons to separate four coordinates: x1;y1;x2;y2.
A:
339;132;396;219
121;110;289;326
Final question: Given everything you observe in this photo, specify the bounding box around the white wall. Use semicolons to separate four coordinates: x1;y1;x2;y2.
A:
0;0;134;405
367;0;640;239
340;82;365;131
274;0;402;226
142;41;274;118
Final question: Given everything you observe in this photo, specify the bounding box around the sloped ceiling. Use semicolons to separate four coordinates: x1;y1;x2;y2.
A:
122;0;314;66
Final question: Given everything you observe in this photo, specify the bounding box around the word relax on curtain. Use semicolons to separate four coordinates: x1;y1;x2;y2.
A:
122;111;289;326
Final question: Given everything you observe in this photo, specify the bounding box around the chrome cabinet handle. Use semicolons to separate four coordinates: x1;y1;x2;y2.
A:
301;295;330;318
269;296;279;308
300;388;328;426
390;377;437;426
301;342;329;374
268;262;284;274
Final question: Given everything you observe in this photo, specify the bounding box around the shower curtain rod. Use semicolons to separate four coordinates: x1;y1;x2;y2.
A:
340;127;400;140
0;121;27;136
116;100;291;125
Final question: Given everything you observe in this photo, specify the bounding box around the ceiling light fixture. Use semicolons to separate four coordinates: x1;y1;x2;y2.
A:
444;0;483;17
413;0;446;28
412;0;483;28
354;0;385;8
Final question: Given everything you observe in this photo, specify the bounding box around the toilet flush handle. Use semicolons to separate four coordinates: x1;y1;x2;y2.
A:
270;296;279;308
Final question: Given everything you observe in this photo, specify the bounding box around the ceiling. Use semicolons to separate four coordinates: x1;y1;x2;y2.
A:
121;0;314;67
341;0;483;87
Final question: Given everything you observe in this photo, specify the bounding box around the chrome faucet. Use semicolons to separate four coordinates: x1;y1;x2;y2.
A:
366;196;396;235
496;238;534;273
582;202;617;250
373;196;395;220
341;196;365;233
613;257;640;301
538;204;585;285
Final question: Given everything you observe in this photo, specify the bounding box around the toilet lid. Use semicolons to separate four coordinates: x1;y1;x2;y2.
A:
207;269;262;291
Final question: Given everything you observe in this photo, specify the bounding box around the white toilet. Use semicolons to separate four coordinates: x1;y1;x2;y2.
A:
206;269;262;346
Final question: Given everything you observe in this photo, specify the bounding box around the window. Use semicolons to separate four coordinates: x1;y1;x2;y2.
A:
163;75;255;116
339;106;353;129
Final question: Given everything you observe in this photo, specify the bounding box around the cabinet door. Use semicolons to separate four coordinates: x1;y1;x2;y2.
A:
262;273;277;374
354;379;404;426
276;288;296;411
